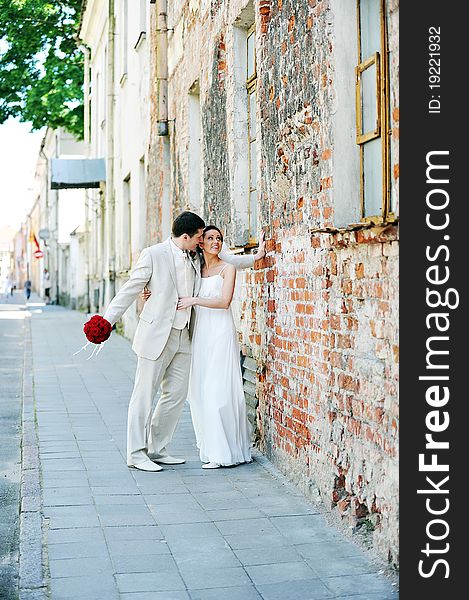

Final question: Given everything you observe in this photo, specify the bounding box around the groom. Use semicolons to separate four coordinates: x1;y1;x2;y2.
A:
103;211;263;471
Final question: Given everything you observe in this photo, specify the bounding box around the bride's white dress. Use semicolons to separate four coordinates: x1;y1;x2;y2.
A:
188;271;252;466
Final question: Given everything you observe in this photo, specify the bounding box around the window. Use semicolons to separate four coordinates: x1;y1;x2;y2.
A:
135;0;147;50
232;2;257;246
120;0;128;83
122;175;132;270
246;23;258;244
356;0;391;221
140;0;146;34
139;157;147;249
94;71;100;150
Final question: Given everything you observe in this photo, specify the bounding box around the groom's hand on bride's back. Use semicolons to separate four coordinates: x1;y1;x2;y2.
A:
141;287;151;302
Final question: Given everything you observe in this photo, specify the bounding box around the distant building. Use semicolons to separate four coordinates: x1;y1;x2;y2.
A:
0;226;15;293
12;224;28;291
28;128;87;306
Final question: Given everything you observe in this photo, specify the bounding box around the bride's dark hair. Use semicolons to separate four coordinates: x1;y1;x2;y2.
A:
203;225;223;241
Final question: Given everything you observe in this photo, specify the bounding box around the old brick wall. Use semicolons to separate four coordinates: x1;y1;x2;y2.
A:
243;226;399;565
147;0;399;566
244;0;399;565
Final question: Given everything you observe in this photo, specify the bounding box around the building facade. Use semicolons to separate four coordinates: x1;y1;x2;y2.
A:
146;0;399;565
12;224;28;292
80;0;151;337
75;0;399;565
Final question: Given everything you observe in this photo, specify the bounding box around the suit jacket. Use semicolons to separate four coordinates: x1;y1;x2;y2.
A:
103;237;254;360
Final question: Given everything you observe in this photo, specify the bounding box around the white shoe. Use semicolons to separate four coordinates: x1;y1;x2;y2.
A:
128;460;163;472
202;462;221;469
149;454;186;465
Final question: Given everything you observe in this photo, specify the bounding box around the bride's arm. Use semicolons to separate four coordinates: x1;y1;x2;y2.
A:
177;265;236;310
219;230;266;269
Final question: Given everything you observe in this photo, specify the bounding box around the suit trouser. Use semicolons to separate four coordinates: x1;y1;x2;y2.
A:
127;327;191;465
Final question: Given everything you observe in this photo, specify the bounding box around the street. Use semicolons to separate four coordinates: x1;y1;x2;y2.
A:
0;294;398;599
0;293;25;599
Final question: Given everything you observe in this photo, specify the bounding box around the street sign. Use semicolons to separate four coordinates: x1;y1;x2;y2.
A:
34;250;44;259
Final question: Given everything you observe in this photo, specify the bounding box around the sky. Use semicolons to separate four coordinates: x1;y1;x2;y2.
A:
0;118;45;232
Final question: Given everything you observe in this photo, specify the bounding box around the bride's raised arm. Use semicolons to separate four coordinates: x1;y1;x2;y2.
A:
219;230;266;269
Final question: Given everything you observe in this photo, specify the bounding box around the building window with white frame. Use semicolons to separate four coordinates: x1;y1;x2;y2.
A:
122;175;132;271
246;23;258;245
120;0;128;83
356;0;392;222
138;157;146;249
140;0;146;34
135;0;147;50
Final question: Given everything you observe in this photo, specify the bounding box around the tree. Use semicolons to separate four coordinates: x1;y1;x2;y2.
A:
0;0;84;138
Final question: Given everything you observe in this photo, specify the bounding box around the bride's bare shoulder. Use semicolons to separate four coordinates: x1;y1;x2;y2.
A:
220;262;235;276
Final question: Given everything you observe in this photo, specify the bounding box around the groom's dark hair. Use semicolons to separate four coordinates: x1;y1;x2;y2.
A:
172;211;205;237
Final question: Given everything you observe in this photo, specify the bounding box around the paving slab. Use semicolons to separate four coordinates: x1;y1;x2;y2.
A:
245;560;318;585
120;592;190;600
233;545;305;566
49;574;119;600
115;571;186;593
172;547;240;569
106;538;171;557
322;573;396;597
47;539;109;560
190;586;262;600
48;555;114;579
257;579;334;600
22;305;398;599
179;564;252;590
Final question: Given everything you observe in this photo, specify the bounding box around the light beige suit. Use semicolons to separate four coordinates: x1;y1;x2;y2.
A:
103;238;254;466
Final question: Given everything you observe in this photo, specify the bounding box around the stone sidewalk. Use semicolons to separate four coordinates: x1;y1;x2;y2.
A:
24;303;398;599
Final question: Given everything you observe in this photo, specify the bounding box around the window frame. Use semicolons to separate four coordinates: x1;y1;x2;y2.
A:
120;0;129;86
134;0;147;50
246;22;258;246
121;174;132;272
355;52;381;145
356;0;394;223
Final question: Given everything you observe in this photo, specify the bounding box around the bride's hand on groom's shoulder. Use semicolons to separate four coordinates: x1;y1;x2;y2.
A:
177;297;197;310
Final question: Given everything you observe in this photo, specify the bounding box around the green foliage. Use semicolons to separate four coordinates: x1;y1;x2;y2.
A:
0;0;84;138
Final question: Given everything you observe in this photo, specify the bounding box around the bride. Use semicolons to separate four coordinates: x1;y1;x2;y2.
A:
176;225;253;469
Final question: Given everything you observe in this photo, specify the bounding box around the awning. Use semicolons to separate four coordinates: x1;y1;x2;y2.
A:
50;158;106;189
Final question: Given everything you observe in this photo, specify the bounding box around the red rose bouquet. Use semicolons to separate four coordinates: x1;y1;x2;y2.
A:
83;315;112;344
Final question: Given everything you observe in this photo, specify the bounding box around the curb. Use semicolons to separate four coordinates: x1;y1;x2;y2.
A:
19;315;48;600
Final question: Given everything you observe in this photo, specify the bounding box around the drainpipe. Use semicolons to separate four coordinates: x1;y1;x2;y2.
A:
82;44;92;313
107;0;116;302
38;136;54;302
156;0;169;136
